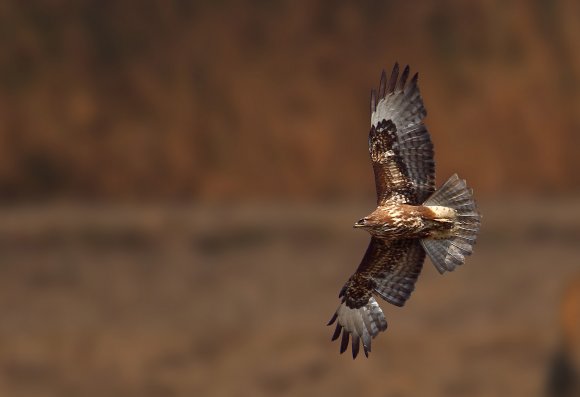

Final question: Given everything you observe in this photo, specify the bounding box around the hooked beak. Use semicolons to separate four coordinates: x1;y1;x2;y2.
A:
353;219;366;228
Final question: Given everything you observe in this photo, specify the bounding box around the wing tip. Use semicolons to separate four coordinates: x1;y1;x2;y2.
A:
411;71;419;84
370;89;377;114
331;323;342;341
387;62;400;94
373;63;419;108
351;335;360;358
398;65;410;91
340;330;349;354
329;295;389;359
327;312;338;326
378;70;387;98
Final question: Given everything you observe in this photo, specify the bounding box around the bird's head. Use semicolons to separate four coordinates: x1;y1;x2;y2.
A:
354;216;372;229
353;210;391;233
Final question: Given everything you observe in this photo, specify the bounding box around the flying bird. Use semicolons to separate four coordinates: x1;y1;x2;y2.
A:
327;63;481;359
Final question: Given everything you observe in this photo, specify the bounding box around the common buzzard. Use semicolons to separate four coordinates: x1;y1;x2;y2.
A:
328;63;481;359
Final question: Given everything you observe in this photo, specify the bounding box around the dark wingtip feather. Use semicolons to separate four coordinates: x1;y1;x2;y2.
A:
351;335;360;359
370;89;377;114
387;63;399;94
331;323;342;341
411;71;419;85
340;330;349;354
398;65;410;91
327;312;338;326
378;70;387;98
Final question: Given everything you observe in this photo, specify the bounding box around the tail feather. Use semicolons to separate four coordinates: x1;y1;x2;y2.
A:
421;174;481;274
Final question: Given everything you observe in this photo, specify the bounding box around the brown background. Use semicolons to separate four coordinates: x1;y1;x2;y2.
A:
1;1;579;396
1;0;580;201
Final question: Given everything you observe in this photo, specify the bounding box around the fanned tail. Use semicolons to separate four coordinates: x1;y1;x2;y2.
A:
421;174;481;273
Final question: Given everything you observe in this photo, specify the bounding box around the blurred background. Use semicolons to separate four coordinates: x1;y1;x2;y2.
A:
0;0;579;396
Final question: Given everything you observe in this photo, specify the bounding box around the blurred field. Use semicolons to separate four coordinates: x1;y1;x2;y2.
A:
0;199;578;397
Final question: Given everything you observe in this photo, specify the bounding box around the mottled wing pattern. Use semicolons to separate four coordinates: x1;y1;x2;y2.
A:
369;63;435;205
328;238;426;358
373;239;425;307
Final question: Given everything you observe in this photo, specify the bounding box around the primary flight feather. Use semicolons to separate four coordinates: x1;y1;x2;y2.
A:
327;63;481;359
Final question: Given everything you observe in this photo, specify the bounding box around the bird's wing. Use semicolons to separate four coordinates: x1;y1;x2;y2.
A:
369;63;435;205
327;238;426;358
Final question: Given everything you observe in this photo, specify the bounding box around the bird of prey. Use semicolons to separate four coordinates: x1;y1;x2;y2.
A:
327;63;481;359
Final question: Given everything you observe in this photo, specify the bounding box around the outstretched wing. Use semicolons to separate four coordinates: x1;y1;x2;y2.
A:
369;63;435;205
327;238;426;358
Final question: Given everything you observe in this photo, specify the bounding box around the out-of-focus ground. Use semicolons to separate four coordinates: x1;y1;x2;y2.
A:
0;199;578;397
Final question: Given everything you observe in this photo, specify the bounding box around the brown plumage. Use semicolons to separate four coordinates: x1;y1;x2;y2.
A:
328;63;482;358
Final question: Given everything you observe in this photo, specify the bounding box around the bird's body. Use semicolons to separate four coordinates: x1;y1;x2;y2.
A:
328;63;481;359
355;202;456;240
